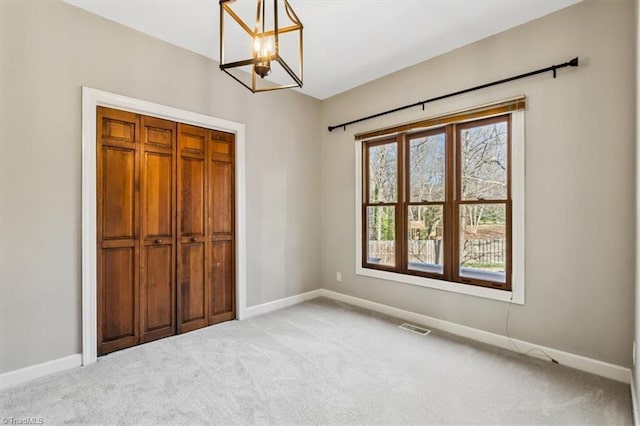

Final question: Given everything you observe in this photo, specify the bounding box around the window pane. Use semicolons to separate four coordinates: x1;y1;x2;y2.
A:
408;205;444;274
368;142;397;203
409;133;445;202
459;204;506;283
460;120;508;200
367;206;395;267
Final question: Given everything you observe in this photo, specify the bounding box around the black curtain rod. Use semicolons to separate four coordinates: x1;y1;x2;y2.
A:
327;56;579;132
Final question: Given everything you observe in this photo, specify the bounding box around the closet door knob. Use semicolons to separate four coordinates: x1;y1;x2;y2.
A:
155;239;163;244
191;237;197;242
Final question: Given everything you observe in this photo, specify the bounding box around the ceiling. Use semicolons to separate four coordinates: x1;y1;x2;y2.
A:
64;0;581;100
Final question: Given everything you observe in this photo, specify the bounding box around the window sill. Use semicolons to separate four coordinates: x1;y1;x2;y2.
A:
355;266;524;305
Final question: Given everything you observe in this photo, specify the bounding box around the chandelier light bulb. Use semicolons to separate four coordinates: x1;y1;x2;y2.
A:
254;35;272;78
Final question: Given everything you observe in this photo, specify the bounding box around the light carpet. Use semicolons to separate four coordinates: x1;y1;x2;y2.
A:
0;298;632;424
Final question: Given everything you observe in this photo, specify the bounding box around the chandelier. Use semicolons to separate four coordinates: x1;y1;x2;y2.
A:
219;0;303;93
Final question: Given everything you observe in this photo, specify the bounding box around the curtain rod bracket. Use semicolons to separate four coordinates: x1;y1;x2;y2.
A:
327;56;580;132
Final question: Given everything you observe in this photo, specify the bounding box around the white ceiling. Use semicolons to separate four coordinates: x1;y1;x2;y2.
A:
64;0;581;100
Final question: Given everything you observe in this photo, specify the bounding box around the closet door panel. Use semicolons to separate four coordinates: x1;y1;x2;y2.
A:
144;125;173;149
209;240;234;323
102;247;136;344
209;161;233;234
207;132;236;325
144;153;172;237
183;135;204;152
97;107;140;355
144;245;173;330
177;124;209;333
102;148;135;239
102;116;135;143
140;116;177;343
180;158;205;236
180;243;207;325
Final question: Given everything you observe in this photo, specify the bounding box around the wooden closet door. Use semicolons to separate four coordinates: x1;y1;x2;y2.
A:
97;107;140;355
140;116;177;342
177;124;208;333
208;131;236;325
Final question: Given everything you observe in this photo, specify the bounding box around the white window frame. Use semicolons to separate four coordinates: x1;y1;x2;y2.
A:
355;109;525;305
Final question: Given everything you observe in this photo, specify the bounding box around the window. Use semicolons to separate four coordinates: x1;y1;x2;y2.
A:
360;110;521;297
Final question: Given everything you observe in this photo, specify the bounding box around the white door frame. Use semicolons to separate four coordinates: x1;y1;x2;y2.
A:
81;87;247;366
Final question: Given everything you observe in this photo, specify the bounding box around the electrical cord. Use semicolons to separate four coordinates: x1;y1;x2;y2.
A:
505;295;559;364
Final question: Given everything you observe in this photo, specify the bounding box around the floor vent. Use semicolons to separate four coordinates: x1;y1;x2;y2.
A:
399;323;431;336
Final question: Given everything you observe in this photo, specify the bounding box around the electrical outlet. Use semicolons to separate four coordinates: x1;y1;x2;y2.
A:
336;272;342;282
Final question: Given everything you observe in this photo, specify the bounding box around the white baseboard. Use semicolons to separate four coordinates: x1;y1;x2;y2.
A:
318;289;632;384
632;373;639;425
244;289;323;319
0;354;82;391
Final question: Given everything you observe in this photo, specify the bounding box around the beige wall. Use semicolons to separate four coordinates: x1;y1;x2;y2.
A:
0;1;321;373
320;0;636;367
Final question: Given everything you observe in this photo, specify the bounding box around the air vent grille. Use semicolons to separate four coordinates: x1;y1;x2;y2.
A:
399;322;431;336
